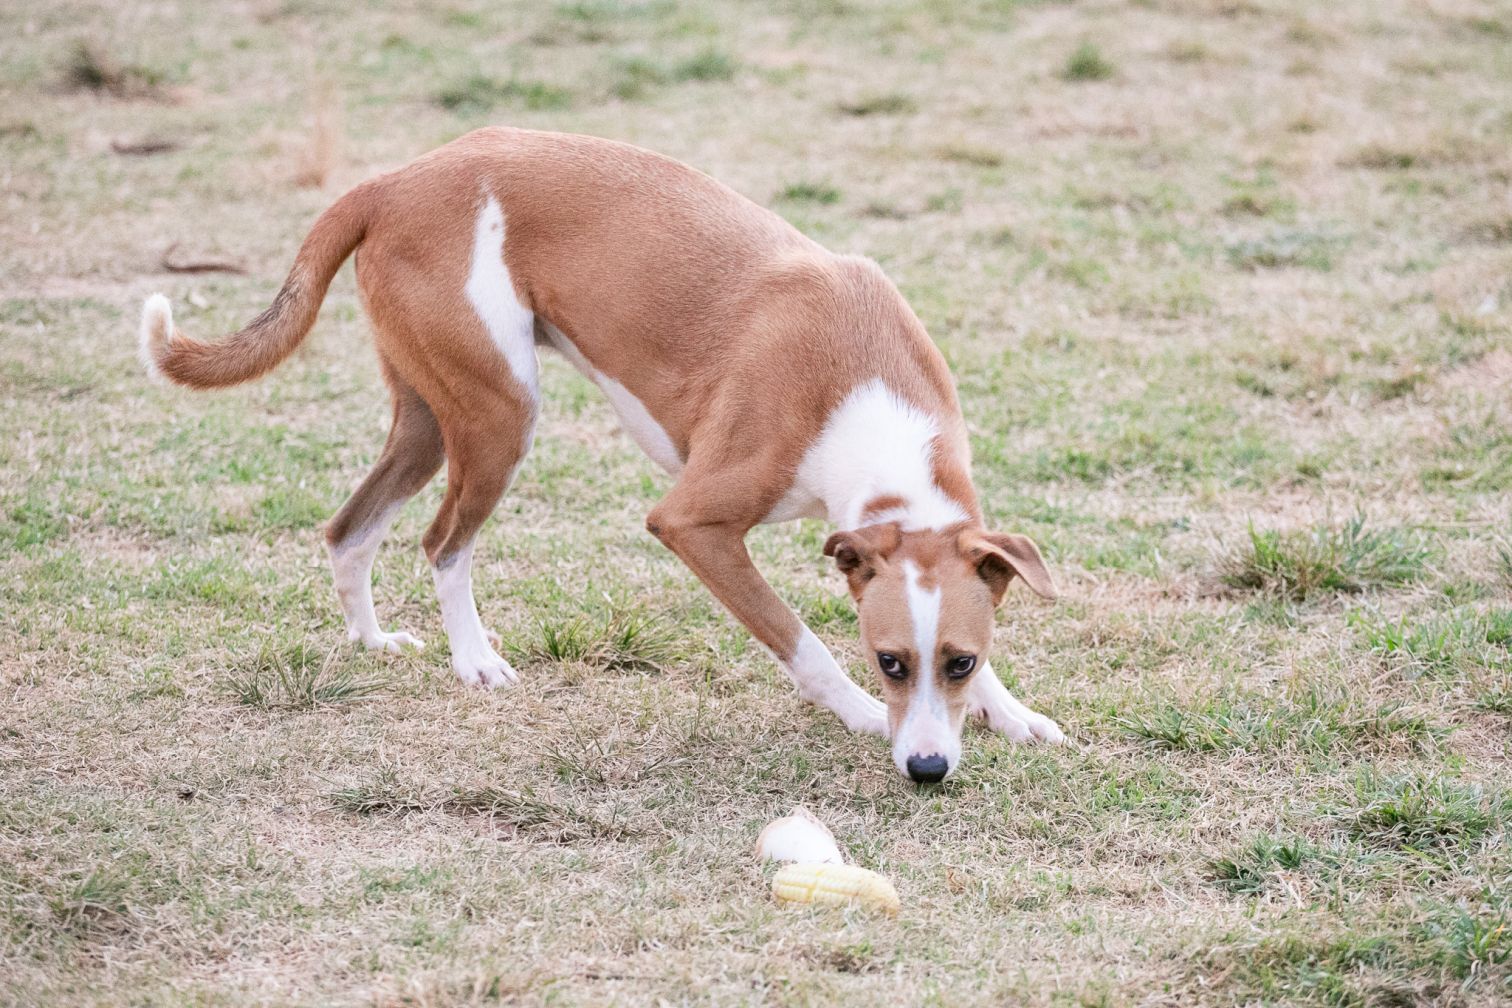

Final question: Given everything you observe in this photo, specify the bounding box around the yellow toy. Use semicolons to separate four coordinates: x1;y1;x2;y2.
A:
772;862;900;916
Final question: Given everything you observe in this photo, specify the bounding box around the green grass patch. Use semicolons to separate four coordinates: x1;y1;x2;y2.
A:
436;75;573;113
777;181;841;205
1225;229;1341;270
47;867;134;935
610;48;737;99
1062;41;1114;81
935;144;1003;168
1221;517;1430;601
1474;679;1512;714
62;40;169;99
2;492;68;549
836;92;916;116
1210;834;1313;895
1345;770;1507;852
1116;691;1446;756
224;643;394;710
1352;608;1512;678
1420;417;1512;491
506;604;683;673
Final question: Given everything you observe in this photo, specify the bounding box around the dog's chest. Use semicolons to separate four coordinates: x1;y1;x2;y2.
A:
763;379;968;530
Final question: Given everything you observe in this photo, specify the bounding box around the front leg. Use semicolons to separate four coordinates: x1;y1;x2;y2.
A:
783;623;889;737
646;501;886;736
969;661;1066;744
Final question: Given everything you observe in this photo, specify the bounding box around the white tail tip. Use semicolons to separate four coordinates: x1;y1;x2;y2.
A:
139;293;173;380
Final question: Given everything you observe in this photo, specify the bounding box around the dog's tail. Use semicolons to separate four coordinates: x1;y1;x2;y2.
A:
139;179;378;389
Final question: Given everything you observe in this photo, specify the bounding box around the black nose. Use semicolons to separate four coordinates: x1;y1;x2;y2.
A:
906;753;949;783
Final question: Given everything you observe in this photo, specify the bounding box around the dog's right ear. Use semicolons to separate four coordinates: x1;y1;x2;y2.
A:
823;523;901;598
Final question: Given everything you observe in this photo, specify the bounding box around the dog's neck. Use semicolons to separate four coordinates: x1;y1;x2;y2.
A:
849;488;968;534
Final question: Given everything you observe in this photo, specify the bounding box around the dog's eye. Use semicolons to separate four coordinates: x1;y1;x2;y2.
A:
946;655;976;678
877;653;907;679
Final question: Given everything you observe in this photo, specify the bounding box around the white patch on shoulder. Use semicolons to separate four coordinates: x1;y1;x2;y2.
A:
762;379;970;529
539;322;683;475
466;196;538;403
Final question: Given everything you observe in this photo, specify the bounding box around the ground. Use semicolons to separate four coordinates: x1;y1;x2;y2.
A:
2;0;1510;1005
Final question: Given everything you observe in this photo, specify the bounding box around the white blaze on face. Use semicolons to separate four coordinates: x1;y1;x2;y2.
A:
891;560;961;777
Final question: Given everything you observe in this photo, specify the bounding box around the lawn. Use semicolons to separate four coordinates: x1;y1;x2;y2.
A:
2;0;1510;1004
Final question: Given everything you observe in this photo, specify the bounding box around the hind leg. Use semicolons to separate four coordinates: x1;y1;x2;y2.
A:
325;370;445;652
422;392;535;687
358;191;540;686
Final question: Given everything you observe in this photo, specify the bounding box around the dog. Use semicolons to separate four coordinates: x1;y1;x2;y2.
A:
138;127;1064;781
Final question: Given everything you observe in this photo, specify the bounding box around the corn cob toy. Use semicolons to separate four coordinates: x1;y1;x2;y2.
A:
772;862;900;916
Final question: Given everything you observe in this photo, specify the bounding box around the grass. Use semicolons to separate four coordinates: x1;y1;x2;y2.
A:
1345;771;1506;852
836;92;917;116
1209;834;1312;895
777;180;842;204
3;0;1512;1003
436;74;573;113
47;869;134;934
1116;690;1447;756
63;40;168;99
610;49;737;99
330;771;637;842
1061;41;1114;82
505;604;683;672
224;643;394;709
1225;229;1341;270
1220;516;1431;601
1352;608;1512;679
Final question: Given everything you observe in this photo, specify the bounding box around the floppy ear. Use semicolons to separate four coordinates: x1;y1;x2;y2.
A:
823;523;902;598
961;531;1057;604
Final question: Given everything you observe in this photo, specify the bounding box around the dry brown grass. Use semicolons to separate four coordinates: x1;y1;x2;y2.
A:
291;78;344;190
2;0;1510;1005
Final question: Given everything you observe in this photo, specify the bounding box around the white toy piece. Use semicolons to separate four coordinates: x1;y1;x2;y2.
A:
755;806;844;864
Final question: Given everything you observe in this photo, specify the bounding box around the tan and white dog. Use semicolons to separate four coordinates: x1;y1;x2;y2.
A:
138;128;1064;782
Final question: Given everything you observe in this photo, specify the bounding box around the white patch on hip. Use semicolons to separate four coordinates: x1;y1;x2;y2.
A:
466;195;539;405
891;559;960;775
762;378;969;529
538;321;683;475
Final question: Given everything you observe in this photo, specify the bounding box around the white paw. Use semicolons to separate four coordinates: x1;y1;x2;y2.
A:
1024;710;1066;744
842;695;890;737
452;646;518;689
977;705;1066;744
351;628;426;654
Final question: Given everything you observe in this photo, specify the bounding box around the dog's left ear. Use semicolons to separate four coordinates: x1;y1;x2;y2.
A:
960;531;1057;604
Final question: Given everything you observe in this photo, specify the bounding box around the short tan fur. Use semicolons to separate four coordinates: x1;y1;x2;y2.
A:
139;128;1064;780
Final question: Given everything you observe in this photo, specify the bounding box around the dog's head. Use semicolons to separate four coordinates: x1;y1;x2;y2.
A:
824;523;1055;782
